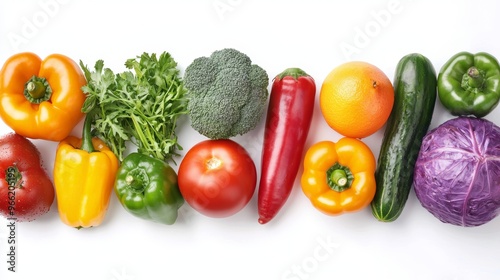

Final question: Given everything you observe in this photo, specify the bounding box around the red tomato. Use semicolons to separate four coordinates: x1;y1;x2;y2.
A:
0;133;55;222
178;139;257;218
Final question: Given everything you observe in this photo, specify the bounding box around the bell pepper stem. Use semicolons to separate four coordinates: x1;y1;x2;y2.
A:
277;68;309;80
465;66;485;89
125;168;149;193
26;81;45;98
331;169;348;187
326;163;354;192
80;114;95;153
24;76;52;104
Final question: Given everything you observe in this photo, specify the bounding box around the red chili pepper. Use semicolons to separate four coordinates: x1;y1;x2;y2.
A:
258;68;316;224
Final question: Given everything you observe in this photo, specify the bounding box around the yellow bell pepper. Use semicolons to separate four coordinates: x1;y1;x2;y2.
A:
0;52;86;141
53;115;119;228
300;137;376;216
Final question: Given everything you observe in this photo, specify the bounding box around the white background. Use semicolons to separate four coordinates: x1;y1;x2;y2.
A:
1;0;500;279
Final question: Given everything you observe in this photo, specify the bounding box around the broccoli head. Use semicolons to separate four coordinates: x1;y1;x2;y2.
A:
184;48;269;139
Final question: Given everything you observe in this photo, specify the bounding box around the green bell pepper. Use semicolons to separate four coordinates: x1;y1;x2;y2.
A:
438;51;500;117
114;152;184;225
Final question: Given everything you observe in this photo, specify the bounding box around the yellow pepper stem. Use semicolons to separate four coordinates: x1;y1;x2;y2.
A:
80;114;95;153
331;169;348;187
24;76;52;104
326;163;354;192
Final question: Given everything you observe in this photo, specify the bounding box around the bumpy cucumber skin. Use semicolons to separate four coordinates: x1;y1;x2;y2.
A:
371;53;437;222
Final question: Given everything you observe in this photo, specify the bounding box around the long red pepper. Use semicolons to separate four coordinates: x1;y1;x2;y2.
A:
258;68;316;224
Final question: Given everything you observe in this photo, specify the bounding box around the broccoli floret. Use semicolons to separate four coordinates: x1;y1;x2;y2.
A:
183;57;218;99
184;48;269;139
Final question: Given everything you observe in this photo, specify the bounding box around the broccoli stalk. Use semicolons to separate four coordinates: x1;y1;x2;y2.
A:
184;48;269;139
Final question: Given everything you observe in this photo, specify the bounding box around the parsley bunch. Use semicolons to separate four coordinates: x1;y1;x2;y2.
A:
80;52;187;162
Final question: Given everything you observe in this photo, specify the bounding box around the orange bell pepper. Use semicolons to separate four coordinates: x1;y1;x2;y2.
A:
53;115;119;228
300;137;376;216
0;52;86;141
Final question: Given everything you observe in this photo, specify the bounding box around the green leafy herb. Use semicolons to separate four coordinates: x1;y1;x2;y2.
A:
80;52;187;162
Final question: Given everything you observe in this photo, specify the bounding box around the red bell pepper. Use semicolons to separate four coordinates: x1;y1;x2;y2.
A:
258;68;316;224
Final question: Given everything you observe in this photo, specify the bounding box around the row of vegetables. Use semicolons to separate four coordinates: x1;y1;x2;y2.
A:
0;48;499;229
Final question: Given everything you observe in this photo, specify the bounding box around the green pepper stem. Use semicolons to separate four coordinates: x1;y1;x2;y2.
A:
326;163;354;192
80;114;95;153
125;168;150;193
466;66;485;89
24;76;52;104
277;68;309;80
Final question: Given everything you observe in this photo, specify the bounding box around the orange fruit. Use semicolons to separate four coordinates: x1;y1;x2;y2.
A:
320;61;394;138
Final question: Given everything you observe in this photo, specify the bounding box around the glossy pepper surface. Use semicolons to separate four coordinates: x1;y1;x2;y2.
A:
114;152;184;225
438;51;500;117
258;68;316;224
53;115;119;228
301;138;376;215
0;52;86;141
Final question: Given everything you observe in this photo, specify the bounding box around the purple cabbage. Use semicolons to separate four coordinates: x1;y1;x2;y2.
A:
413;116;500;227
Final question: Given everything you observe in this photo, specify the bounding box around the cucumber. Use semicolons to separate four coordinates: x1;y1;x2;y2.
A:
370;53;437;222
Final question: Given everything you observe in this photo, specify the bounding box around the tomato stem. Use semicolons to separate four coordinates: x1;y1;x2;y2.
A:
206;157;222;170
5;165;23;189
